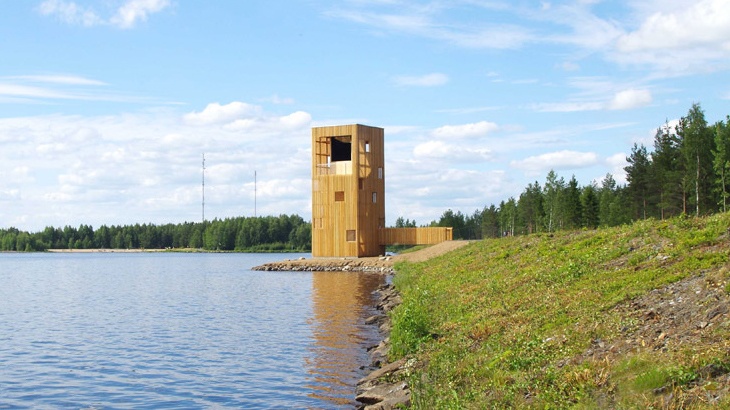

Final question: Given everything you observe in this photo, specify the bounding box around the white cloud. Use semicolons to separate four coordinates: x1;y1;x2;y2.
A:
386;165;516;224
440;25;533;49
617;0;730;53
37;0;103;26
37;0;170;29
224;110;312;132
0;83;74;99
327;7;532;50
0;189;21;201
534;88;652;112
431;121;500;139
0;74;149;104
262;94;295;105
393;73;449;87
608;89;652;110
0;103;313;231
606;152;628;184
532;101;604;113
613;0;730;72
412;140;493;163
547;2;623;49
111;0;171;29
8;75;107;86
184;102;262;125
511;150;599;175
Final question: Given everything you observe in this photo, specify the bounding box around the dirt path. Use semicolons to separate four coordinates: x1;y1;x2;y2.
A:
390;240;473;263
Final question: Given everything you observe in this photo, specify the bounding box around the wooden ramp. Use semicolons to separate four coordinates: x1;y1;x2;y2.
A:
379;227;453;246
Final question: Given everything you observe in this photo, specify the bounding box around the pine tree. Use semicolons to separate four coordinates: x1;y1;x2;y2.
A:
625;143;653;219
651;122;683;218
581;184;600;229
564;175;583;229
518;182;544;234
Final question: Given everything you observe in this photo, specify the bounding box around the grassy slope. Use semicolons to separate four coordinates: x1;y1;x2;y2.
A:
390;213;730;409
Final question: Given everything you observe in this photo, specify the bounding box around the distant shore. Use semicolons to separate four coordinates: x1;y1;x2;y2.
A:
46;248;169;253
43;248;309;253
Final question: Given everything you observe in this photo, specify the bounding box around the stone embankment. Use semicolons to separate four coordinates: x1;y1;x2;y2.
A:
252;256;396;274
252;241;472;409
355;283;413;409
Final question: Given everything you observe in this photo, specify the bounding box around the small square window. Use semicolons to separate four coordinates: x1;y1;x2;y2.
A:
335;191;345;202
346;230;356;242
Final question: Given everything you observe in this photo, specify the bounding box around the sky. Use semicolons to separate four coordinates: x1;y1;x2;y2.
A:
1;0;729;232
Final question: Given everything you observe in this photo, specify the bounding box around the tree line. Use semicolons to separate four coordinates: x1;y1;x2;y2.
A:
429;103;730;239
3;102;726;250
0;214;312;252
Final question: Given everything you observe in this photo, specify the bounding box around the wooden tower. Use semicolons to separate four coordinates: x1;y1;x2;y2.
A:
312;124;385;257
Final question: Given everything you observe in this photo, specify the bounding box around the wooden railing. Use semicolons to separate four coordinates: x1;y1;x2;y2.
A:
379;227;453;245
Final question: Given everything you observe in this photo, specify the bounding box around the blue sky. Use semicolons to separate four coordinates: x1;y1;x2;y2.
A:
1;0;729;232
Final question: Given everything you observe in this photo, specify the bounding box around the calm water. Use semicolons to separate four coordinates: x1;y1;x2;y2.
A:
0;253;385;409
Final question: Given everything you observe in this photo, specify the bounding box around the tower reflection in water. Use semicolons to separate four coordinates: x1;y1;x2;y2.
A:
305;270;385;407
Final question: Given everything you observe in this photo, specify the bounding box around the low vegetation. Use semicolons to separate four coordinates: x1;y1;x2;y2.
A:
389;212;730;408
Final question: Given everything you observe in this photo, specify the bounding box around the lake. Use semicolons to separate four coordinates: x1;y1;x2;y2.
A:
0;252;386;409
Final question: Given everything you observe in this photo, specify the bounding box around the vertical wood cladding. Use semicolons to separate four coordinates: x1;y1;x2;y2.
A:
312;124;385;257
311;124;452;257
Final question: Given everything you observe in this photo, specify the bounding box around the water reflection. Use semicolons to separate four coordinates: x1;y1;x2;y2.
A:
305;271;385;407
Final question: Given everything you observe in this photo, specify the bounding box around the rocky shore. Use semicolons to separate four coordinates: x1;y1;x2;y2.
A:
355;282;412;410
251;256;396;274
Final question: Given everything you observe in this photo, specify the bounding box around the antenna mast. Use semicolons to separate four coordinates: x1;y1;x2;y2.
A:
202;153;206;224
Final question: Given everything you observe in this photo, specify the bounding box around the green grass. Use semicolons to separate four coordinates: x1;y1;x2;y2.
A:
389;213;730;409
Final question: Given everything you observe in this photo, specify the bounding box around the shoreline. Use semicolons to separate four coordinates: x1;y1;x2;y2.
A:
355;281;412;409
46;248;168;253
41;248;308;254
253;241;472;409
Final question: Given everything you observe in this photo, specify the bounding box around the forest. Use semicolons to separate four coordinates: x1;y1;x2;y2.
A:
429;103;730;239
0;214;311;252
1;103;727;252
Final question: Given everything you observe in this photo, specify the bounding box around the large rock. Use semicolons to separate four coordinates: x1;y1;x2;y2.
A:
356;381;410;409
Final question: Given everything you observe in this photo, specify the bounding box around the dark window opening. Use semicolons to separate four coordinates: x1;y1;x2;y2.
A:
335;191;345;202
346;230;356;242
331;137;351;162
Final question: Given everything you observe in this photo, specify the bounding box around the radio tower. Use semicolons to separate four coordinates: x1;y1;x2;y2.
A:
202;153;206;224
